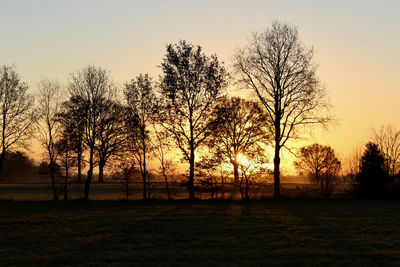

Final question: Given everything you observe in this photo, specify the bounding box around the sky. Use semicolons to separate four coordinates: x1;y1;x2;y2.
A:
0;0;399;173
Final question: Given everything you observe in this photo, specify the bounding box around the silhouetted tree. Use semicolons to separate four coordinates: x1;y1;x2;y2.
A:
234;22;331;198
68;65;115;200
55;131;77;200
96;100;127;183
343;146;363;192
294;144;341;198
196;156;220;199
1;151;37;181
160;40;227;199
0;65;35;176
372;124;400;178
239;153;268;200
357;142;389;197
58;95;86;183
208;96;269;184
36;79;62;200
152;123;173;200
125;74;157;199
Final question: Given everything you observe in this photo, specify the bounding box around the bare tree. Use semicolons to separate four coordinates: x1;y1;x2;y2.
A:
343;146;363;191
372;124;400;177
239;153;268;200
152;124;173;200
36;79;62;200
196;156;224;199
68;65;115;200
160;40;227;199
96;100;127;183
125;74;157;199
58;95;86;183
234;22;331;198
294;143;341;198
55;131;77;200
208;96;269;184
0;65;35;176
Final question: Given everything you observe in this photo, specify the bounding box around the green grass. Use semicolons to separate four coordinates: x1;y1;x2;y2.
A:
1;200;400;266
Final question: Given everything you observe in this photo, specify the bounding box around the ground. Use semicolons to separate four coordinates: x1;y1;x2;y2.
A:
1;199;400;266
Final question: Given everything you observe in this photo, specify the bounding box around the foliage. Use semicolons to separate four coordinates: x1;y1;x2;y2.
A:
159;40;227;199
208;96;269;184
357;142;390;196
294;143;341;198
0;151;38;180
124;73;157;199
58;95;87;183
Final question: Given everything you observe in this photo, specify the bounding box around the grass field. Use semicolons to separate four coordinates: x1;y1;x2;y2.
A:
1;199;400;266
0;182;346;200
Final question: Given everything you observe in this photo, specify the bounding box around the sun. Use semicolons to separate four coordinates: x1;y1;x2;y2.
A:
237;153;249;165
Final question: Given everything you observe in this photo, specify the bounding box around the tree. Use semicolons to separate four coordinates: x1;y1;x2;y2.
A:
58;95;87;183
208;96;269;184
343;146;363;191
0;65;35;176
55;131;77;200
96;100;127;183
357;142;389;196
36;79;62;200
160;40;227;199
125;74;157;199
294;144;341;198
196;156;221;199
372;124;400;178
68;65;115;200
234;22;331;198
152;123;173;200
238;153;268;200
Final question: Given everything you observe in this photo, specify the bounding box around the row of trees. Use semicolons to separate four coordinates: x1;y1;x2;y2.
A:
295;124;400;199
0;21;333;200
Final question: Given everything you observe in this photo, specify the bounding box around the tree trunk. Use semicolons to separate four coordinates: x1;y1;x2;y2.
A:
64;165;68;200
273;142;281;199
0;147;6;177
239;176;244;200
189;149;195;200
49;157;58;201
233;161;239;184
245;176;249;200
77;148;82;183
125;176;129;201
84;147;94;200
162;169;171;200
0;114;6;177
221;171;225;199
273;115;281;198
98;161;104;183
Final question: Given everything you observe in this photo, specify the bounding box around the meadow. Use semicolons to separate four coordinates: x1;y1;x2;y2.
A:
1;199;400;266
0;182;349;201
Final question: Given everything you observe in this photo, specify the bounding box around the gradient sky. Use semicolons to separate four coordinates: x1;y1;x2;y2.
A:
1;0;399;172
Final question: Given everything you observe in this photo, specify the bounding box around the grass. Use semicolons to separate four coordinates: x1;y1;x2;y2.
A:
0;182;341;200
1;199;400;266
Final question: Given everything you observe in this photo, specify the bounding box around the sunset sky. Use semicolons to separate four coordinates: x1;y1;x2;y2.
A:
1;0;399;173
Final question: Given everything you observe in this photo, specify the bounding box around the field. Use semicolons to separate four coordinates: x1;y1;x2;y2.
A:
0;182;348;201
1;199;400;266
